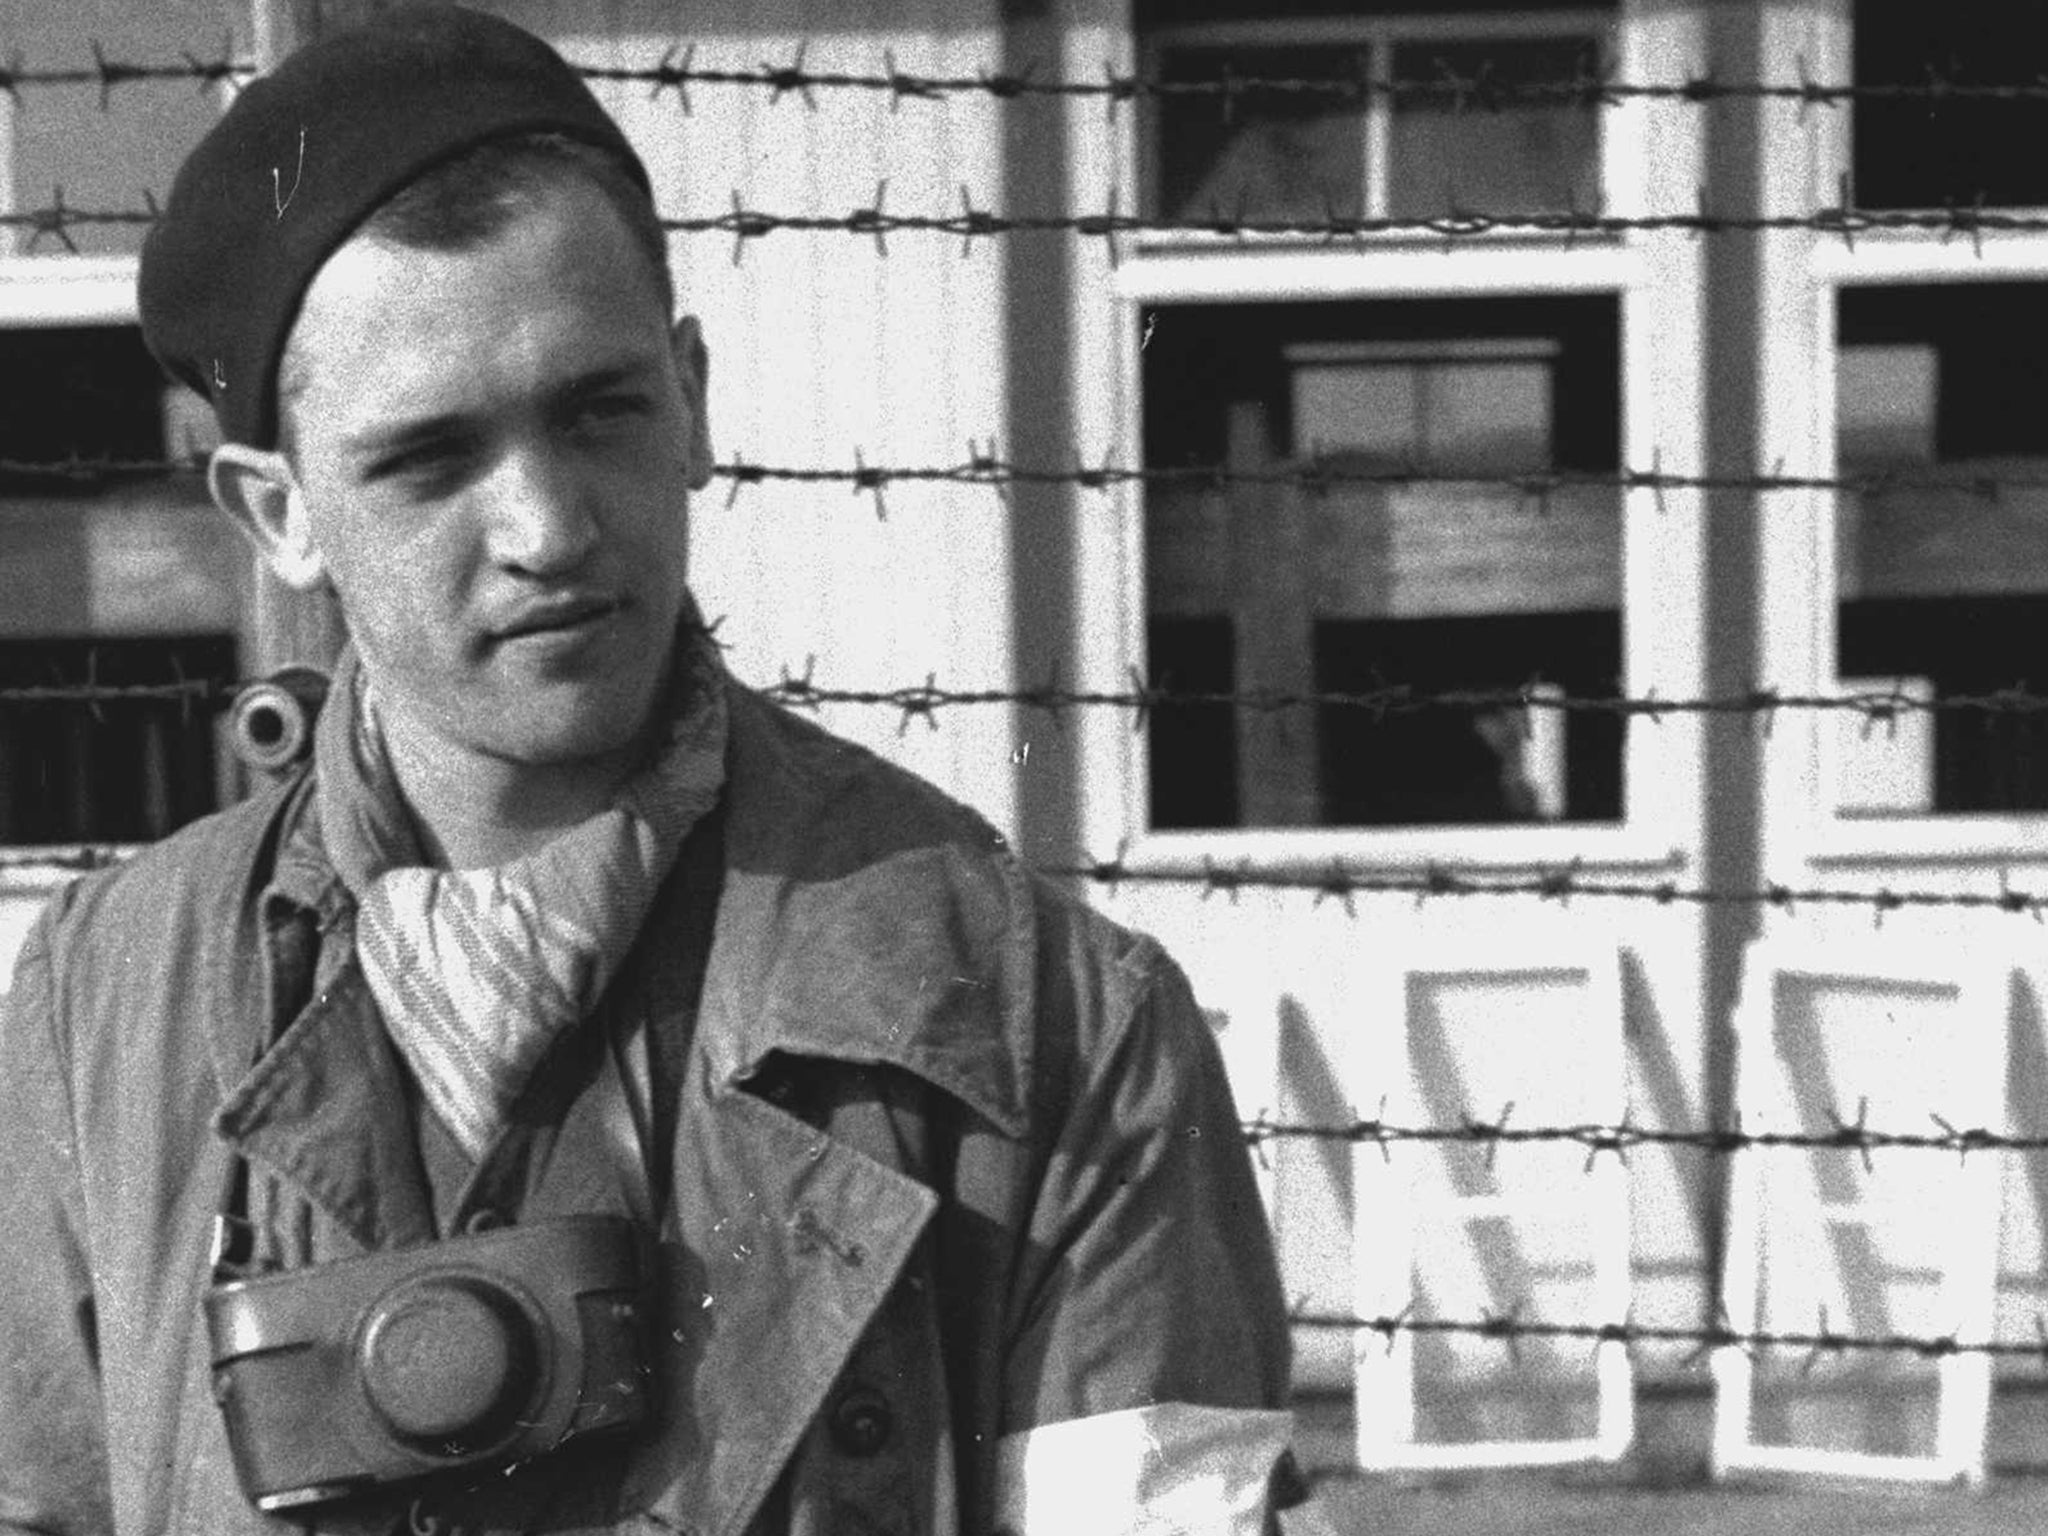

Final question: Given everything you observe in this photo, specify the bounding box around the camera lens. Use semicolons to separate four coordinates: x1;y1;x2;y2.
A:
359;1276;539;1450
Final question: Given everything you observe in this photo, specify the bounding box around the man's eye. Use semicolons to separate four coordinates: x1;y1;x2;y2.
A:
572;394;650;430
365;440;468;489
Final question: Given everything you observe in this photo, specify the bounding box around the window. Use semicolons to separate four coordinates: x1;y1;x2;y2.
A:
1141;4;1611;229
1143;294;1623;829
0;5;248;851
1832;283;2048;817
0;636;235;843
1851;0;2048;212
0;325;240;844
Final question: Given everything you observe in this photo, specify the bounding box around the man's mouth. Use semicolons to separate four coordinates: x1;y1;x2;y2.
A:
493;596;620;642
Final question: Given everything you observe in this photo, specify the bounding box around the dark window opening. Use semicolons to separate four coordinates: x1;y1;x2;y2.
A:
1835;283;2048;815
0;327;179;491
1317;613;1622;826
0;637;236;845
1149;616;1241;829
1853;0;2048;211
1144;295;1620;474
1839;598;2048;816
1144;296;1624;830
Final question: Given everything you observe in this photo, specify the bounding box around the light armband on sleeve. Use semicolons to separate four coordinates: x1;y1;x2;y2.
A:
992;1402;1294;1536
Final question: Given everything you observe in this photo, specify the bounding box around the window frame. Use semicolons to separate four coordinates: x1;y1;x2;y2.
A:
1759;0;2048;869
1137;7;1618;252
1074;0;1708;875
0;16;253;892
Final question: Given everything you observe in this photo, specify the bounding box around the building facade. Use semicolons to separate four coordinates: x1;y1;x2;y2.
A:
3;0;2047;1473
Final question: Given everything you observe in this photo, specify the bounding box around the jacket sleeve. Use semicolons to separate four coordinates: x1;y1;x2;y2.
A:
996;931;1297;1535
0;912;114;1534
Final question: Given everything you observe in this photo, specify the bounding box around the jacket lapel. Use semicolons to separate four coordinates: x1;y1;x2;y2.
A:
212;942;436;1255
631;1055;938;1536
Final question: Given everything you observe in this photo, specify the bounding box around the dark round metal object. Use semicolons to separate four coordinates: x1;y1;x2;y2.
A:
359;1276;538;1448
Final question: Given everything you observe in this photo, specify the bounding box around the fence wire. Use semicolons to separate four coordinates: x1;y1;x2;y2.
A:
1293;1309;2048;1368
14;46;2048;113
7;671;2048;729
12;197;2048;256
1053;859;2048;920
8;451;2048;503
1246;1111;2048;1165
6;835;2047;922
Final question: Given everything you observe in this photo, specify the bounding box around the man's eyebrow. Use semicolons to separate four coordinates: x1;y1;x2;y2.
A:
551;357;663;403
338;357;665;458
340;412;473;460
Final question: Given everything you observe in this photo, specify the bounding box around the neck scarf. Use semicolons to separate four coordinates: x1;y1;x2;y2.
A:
314;619;727;1160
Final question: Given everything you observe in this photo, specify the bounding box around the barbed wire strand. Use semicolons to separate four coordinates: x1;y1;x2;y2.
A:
9;837;2048;919
17;47;2048;113
1291;1307;2048;1367
9;671;2048;730
1243;1111;2048;1164
9;198;2048;255
12;451;2048;502
758;675;2048;729
1047;860;2048;920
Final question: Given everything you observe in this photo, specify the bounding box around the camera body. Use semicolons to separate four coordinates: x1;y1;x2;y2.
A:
206;1213;653;1513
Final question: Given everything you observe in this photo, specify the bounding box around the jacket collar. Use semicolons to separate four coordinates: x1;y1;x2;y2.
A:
246;670;1038;1142
697;682;1036;1140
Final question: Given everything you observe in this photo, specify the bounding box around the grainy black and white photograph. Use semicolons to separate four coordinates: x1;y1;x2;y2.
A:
2;2;2048;1533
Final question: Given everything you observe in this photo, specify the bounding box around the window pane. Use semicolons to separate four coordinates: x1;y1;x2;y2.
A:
1153;45;1370;223
0;326;169;469
1835;283;2048;816
1143;295;1623;830
1387;37;1603;220
1148;616;1240;829
0;635;235;843
1853;0;2048;211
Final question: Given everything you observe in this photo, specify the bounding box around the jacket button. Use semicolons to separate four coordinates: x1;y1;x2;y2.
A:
828;1386;893;1457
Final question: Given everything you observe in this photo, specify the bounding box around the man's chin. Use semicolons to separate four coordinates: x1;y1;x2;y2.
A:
479;713;650;770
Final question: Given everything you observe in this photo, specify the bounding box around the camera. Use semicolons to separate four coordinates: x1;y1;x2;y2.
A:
206;1213;654;1513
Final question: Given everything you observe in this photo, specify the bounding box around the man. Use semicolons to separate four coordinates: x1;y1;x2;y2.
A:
0;8;1295;1533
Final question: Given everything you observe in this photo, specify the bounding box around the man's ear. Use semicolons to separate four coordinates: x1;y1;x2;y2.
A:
669;314;714;491
207;444;327;591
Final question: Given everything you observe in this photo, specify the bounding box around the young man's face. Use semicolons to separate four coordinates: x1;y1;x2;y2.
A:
244;176;709;776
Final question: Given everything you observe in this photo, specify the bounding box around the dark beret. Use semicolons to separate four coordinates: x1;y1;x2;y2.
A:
138;4;650;450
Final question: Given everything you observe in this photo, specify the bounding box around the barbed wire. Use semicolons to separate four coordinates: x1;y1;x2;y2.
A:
1053;859;2048;921
12;46;2048;115
759;674;2048;731
711;453;2048;508
9;671;2048;731
584;53;2048;117
18;451;2048;504
9;197;2048;256
10;834;2048;919
625;200;2048;261
1292;1307;2048;1367
1245;1109;2048;1167
0;46;249;105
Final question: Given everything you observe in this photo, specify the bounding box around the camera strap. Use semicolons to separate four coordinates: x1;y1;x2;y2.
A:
604;801;726;1229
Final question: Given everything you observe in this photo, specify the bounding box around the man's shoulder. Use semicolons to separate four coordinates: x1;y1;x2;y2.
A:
35;772;298;963
722;679;1009;863
717;682;1183;1134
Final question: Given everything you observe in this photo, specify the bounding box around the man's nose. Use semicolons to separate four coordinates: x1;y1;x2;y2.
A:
482;446;600;575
